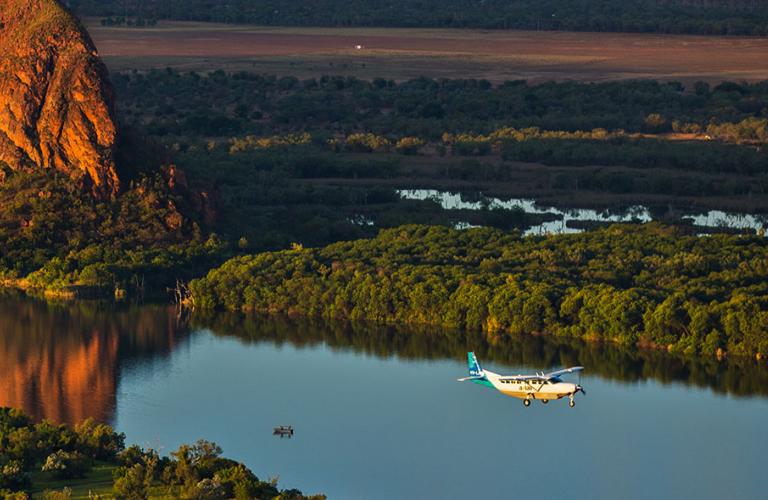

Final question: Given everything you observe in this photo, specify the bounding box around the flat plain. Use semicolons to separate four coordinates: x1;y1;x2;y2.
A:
86;19;768;83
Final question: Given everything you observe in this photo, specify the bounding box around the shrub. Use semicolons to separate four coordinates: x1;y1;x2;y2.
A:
74;418;126;460
41;451;90;480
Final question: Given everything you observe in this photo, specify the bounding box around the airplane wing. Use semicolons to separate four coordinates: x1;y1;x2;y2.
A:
499;375;540;382
544;366;584;379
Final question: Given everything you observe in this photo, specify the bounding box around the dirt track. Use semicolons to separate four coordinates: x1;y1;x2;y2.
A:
87;21;768;83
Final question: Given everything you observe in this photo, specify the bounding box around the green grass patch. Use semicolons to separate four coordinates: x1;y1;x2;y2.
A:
29;462;116;499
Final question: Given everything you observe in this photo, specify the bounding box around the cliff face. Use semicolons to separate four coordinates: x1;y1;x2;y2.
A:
0;0;119;197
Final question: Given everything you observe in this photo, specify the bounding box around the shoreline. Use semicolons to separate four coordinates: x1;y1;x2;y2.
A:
1;281;757;364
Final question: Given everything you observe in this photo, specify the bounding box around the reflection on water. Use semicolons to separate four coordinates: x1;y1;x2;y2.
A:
397;189;768;235
1;294;767;425
683;210;768;231
0;293;188;423
197;312;768;399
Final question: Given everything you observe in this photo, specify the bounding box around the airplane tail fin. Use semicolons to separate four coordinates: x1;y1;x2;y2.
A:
458;352;494;386
458;352;486;381
467;351;483;377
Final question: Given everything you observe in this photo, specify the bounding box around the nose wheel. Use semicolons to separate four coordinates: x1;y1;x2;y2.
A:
523;398;531;407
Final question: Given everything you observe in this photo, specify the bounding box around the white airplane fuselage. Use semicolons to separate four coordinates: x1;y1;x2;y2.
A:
458;352;585;407
483;370;578;401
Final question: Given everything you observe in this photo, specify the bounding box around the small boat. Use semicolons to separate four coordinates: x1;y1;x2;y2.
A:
273;425;294;437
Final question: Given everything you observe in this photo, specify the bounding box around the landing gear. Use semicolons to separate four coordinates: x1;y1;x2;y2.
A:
523;398;531;407
569;398;575;408
541;400;548;404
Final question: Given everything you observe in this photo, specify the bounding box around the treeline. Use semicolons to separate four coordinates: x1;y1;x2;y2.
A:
99;15;158;27
499;137;768;176
114;71;768;141
71;0;768;35
0;407;322;499
223;128;768;176
190;224;768;358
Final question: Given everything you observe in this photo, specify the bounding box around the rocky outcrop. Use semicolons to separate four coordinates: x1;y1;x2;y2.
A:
0;0;119;198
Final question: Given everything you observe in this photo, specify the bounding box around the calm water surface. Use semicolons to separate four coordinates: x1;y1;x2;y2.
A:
397;189;768;236
1;295;766;499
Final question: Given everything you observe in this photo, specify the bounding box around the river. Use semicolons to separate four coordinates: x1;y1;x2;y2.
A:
0;294;765;499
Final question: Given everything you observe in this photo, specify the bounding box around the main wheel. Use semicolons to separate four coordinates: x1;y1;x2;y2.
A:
569;400;575;408
541;400;548;404
523;399;531;407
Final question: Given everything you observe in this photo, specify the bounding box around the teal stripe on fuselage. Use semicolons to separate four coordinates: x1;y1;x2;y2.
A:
472;377;494;388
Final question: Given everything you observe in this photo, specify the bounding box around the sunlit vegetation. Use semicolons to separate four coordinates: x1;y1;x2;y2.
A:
229;133;312;153
221;127;768;175
190;224;768;358
0;407;323;499
73;0;768;35
0;170;227;295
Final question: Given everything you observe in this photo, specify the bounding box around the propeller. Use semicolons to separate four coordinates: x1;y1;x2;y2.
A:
576;370;586;396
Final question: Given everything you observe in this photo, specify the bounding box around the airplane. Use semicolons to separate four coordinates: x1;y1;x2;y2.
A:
458;352;586;407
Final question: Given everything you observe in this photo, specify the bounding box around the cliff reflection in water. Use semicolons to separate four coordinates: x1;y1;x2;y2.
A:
195;312;768;398
0;294;188;423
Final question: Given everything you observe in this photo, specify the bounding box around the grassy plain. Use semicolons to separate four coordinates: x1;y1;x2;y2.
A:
85;19;768;83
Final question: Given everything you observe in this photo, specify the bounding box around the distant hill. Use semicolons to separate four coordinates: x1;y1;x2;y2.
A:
68;0;768;35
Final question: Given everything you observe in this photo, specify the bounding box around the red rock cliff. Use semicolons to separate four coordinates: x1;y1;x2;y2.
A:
0;0;119;197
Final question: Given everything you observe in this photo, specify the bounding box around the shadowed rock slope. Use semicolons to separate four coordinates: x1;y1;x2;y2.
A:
0;0;119;197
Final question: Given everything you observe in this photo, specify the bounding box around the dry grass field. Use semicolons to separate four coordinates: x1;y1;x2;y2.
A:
86;19;768;83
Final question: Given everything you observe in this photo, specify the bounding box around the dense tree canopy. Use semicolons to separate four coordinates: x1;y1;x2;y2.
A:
191;224;768;358
114;71;768;141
